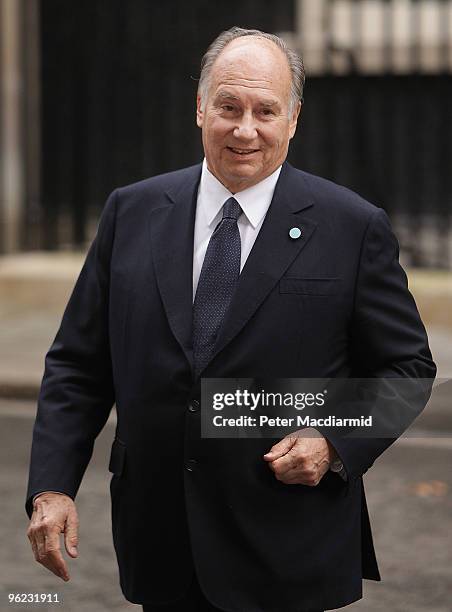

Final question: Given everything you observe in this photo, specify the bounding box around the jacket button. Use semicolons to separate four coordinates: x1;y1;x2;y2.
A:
185;459;197;472
188;400;200;413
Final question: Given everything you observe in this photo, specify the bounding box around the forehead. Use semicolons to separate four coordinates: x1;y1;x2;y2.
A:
208;37;292;101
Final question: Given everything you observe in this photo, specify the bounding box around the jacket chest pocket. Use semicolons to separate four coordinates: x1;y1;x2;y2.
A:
279;277;341;296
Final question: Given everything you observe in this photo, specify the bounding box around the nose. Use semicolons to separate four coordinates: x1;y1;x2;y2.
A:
233;111;258;141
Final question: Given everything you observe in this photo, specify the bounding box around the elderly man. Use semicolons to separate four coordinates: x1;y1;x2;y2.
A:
27;27;435;612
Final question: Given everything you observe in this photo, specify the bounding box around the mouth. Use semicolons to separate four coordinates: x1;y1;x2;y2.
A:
227;147;260;156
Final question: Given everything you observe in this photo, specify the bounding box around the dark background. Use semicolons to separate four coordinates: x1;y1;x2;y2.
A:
36;0;451;266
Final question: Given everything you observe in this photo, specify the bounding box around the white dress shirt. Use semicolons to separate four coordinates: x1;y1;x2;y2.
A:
193;159;282;300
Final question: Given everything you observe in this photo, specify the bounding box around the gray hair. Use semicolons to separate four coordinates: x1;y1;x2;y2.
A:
198;26;305;117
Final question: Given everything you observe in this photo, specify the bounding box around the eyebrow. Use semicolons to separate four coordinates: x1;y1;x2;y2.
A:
260;100;279;109
214;91;281;108
214;91;241;102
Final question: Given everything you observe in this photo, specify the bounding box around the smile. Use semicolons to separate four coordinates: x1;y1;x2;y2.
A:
227;147;259;155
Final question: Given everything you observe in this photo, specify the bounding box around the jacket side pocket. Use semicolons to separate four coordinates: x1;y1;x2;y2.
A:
108;438;126;477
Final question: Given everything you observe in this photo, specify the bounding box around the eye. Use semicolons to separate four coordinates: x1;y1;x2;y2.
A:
221;105;235;112
261;108;275;116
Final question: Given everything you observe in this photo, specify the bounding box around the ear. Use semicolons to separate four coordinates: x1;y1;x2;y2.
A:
196;94;203;128
289;101;302;139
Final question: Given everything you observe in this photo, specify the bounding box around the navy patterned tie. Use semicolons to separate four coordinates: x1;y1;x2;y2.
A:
193;197;242;377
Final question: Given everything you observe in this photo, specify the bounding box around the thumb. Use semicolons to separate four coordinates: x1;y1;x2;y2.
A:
263;435;297;461
64;512;79;558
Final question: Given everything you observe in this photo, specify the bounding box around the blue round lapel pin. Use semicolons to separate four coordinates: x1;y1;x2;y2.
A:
289;227;302;240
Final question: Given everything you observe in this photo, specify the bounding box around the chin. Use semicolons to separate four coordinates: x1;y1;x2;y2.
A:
229;166;261;181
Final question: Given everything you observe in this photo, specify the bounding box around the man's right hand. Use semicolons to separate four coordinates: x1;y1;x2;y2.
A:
27;493;79;581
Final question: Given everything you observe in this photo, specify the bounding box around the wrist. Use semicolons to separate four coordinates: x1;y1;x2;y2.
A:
33;491;67;505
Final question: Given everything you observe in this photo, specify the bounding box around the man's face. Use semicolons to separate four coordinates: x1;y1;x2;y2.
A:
196;37;301;193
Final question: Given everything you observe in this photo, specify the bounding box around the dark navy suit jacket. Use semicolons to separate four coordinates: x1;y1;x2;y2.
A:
27;162;436;611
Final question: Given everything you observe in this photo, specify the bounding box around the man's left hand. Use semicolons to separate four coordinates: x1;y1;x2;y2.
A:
263;428;334;486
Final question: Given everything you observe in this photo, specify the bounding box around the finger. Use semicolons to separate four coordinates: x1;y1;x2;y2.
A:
27;528;39;561
33;500;70;581
32;500;50;560
269;448;301;476
28;511;41;561
315;456;331;477
42;552;70;581
41;530;70;581
32;499;48;555
263;435;297;461
275;437;329;477
34;523;47;563
31;541;39;561
276;466;321;486
64;510;79;558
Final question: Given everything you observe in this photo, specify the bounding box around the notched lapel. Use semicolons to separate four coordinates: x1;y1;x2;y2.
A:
209;164;318;368
149;165;202;370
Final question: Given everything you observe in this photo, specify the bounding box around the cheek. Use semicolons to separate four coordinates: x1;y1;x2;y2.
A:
203;129;220;150
263;128;282;147
208;130;226;149
271;136;288;157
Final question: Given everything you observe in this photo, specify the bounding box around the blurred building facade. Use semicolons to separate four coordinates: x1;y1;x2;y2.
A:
284;0;452;268
0;0;451;267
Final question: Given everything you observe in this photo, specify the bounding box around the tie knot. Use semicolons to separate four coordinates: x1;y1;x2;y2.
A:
222;197;242;221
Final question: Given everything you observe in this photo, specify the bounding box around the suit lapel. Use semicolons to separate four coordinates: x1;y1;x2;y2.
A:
149;164;202;370
205;163;318;373
148;162;317;378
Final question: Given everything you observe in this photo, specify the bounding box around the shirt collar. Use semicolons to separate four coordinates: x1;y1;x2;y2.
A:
199;158;282;229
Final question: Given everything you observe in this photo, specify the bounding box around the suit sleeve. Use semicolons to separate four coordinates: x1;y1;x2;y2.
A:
25;190;118;517
322;208;437;483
